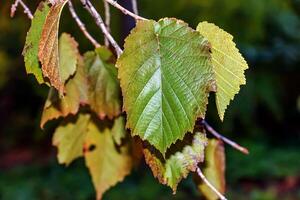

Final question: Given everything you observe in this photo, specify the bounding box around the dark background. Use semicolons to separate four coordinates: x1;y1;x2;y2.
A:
0;0;300;199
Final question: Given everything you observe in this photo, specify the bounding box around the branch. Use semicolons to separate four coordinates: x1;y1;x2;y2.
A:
10;0;33;19
80;0;122;57
196;167;227;200
103;0;111;46
202;120;249;155
131;0;139;15
68;1;100;48
105;0;146;21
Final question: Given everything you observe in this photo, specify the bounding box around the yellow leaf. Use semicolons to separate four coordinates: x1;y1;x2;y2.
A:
196;139;226;200
52;114;90;165
197;22;249;120
84;120;132;199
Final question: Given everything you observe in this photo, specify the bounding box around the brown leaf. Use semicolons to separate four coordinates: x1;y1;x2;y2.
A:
38;0;68;93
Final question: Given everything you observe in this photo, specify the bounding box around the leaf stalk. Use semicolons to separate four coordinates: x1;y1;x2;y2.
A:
196;167;227;200
105;0;147;21
202;120;249;155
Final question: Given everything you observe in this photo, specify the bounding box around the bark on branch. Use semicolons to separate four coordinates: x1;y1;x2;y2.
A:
68;1;100;48
11;0;33;19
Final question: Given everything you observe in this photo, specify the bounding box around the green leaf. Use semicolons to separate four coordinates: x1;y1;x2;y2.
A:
197;22;248;120
196;139;226;200
40;56;88;128
38;0;68;93
23;2;50;84
59;33;79;83
52;114;90;165
143;131;208;193
111;116;126;145
84;47;121;119
84;120;132;199
117;18;215;154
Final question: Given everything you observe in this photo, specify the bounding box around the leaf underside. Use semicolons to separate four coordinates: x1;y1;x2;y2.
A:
118;18;215;154
38;0;68;93
144;131;208;193
197;21;248;120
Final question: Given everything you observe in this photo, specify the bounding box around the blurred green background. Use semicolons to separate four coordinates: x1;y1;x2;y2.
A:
0;0;300;199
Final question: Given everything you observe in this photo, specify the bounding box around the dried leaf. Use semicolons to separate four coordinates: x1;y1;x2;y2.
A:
38;0;68;93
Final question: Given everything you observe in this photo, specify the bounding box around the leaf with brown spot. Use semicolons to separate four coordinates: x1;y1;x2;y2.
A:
143;131;208;193
23;2;50;84
38;0;68;93
84;119;132;199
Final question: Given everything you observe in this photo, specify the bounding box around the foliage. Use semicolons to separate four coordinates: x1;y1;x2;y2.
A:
144;132;207;193
117;18;215;154
38;0;68;94
23;2;50;84
197;22;248;121
84;48;122;119
1;0;299;199
11;0;260;199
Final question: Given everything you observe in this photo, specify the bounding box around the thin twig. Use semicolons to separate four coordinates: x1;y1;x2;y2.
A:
131;0;138;15
105;0;146;21
80;0;122;57
202;120;249;155
10;0;33;19
68;1;100;48
196;167;227;200
103;0;111;46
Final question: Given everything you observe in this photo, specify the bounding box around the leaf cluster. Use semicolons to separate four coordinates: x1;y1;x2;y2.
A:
22;1;248;199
